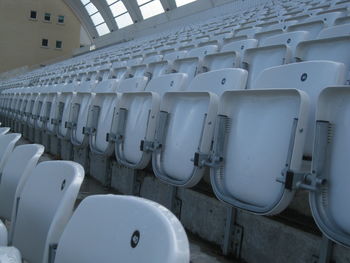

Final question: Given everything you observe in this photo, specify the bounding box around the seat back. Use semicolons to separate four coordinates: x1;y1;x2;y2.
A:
187;68;248;96
235;26;262;38
0;127;10;135
54;195;189;263
0;133;21;174
222;39;258;54
317;23;350;38
170;45;218;80
287;20;325;39
295;35;350;83
334;15;350;26
11;161;84;263
260;31;311;56
0;144;44;221
243;44;292;89
254;61;346;157
310;86;350;247
187;45;218;58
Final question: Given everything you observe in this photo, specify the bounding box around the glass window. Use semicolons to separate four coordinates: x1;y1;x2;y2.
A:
110;1;127;17
80;0;90;5
42;39;48;47
96;23;110;36
137;0;151;5
56;41;62;49
82;0;111;36
175;0;197;7
30;10;37;19
139;0;164;19
91;12;104;26
58;15;65;23
106;0;118;5
44;13;51;21
85;3;98;15
115;13;133;28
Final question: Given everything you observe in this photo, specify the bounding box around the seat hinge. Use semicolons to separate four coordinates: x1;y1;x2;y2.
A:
106;132;118;143
51;118;60;125
277;120;330;192
140;140;154;152
65;121;76;129
82;126;96;135
40;116;49;123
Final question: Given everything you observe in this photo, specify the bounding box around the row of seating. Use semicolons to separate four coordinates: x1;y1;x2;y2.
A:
0;131;189;262
2;0;350;86
79;0;350;66
2;61;350;248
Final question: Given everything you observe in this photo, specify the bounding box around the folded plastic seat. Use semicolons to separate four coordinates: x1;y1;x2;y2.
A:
152;68;248;187
54;195;189;263
210;60;346;215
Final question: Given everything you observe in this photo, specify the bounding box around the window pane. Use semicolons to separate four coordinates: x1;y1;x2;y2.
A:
56;41;62;49
30;10;37;19
42;39;48;47
96;23;110;36
110;1;127;17
85;2;98;15
80;0;90;5
58;15;65;23
91;12;104;25
137;0;151;5
115;13;133;28
44;13;51;21
175;0;197;7
106;0;118;5
139;0;164;19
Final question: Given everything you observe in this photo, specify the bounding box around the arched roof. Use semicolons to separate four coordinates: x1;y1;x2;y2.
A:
64;0;198;39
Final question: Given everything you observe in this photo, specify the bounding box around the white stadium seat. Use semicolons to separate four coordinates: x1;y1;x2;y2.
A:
54;195;190;263
259;31;311;57
86;78;119;155
210;89;309;215
0;161;84;263
114;73;188;169
69;71;98;146
317;23;350;38
0;133;21;174
87;76;148;156
0;144;44;222
288;12;345;38
295;30;350;83
170;45;218;80
152;68;247;187
309;86;350;247
54;80;77;140
254;61;346;156
242;43;292;89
